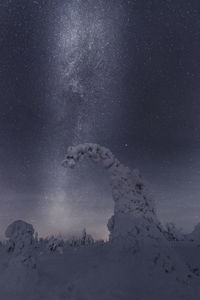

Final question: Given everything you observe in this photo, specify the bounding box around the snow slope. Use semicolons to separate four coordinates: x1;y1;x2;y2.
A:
0;238;199;300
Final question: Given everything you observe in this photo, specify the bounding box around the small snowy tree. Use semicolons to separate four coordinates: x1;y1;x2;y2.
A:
80;228;94;246
47;235;64;254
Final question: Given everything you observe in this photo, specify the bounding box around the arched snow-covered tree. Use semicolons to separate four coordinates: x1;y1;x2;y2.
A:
62;143;192;279
62;143;160;240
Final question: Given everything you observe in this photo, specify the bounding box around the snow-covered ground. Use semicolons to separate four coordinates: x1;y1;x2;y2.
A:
0;233;199;300
0;143;199;300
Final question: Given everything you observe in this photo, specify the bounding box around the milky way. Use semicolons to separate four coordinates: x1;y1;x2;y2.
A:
1;0;200;239
40;0;126;239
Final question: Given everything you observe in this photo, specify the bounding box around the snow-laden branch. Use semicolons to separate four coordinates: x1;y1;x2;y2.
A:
62;143;120;170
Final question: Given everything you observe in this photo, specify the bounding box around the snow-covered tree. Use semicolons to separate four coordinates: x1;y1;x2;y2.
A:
62;143;159;240
62;143;192;279
5;220;37;269
47;235;64;254
0;220;38;296
80;228;94;246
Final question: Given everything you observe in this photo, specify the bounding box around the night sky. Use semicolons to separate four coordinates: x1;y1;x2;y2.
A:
1;0;200;239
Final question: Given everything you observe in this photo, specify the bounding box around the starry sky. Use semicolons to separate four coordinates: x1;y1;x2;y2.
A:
0;0;200;239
